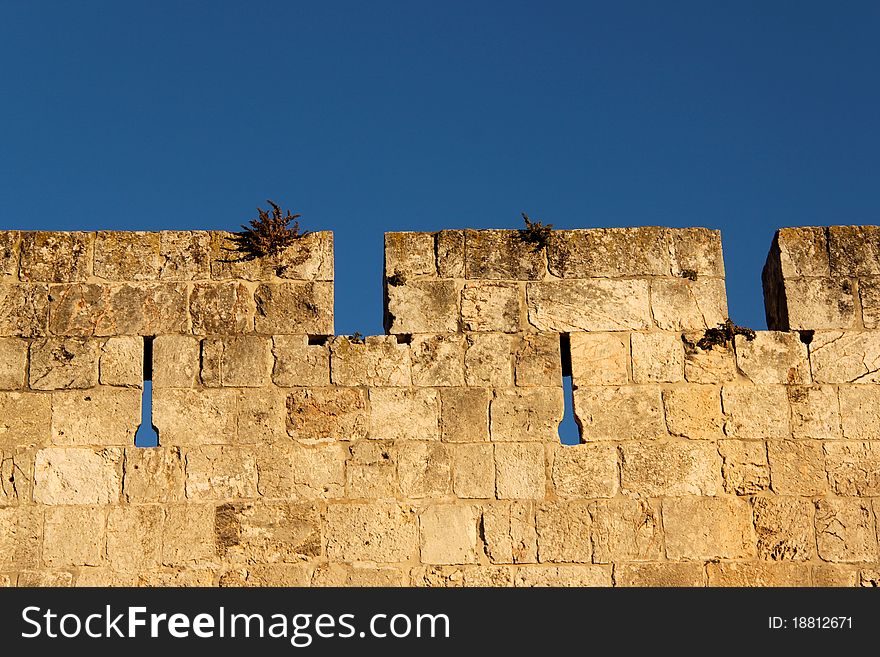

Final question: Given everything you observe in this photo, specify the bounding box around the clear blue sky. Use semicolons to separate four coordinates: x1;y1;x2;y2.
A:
1;1;878;335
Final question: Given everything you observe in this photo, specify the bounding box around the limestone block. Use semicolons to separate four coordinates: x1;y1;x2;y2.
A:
201;336;272;387
123;447;185;503
0;338;27;389
99;336;143;387
153;388;237;445
815;499;878;563
436;230;464;278
18;571;75;586
767;440;828;496
0;231;19;277
839;385;880;439
237;387;287;444
107;506;164;571
568;332;628;387
368;388;439;441
858;278;880;328
208;231;259;281
590;499;661;563
220;564;312;587
650;278;728;331
631;332;684;383
773;226;831;278
152;335;200;388
190;282;255;334
663;386;724;439
551;443;618;499
397;442;451;498
157;231;212;280
43;506;104;567
51;388;141;445
0;447;34;504
669;227;725;277
719;440;770;495
736;331;810;384
20;232;92;282
663;497;756;560
788;385;841;439
162;505;217;565
515;333;561;387
386;280;458;334
212;231;334;282
420;504;479;564
185;446;257;500
412;565;513;587
330;335;411;387
495;443;546;499
464;229;546;280
312;564;404;587
0;506;42;569
410;334;465;386
573;385;665;441
440;387;490;442
29;337;99;390
0;283;48;337
346;441;397;499
94;231;161;280
325;502;417;562
464;333;513;387
825;442;880;496
490;387;563;442
722;385;790;438
216;502;321;563
547;227;670;278
620;441;721;497
33;447;122;504
137;569;216;587
785;279;856;330
514;565;611;587
481;502;537;564
614;563;706;587
452;443;494;498
527;279;652;332
286;387;367;441
255;442;345;500
0;392;51;448
536;502;592;563
272;335;330;386
828;225;880;276
682;336;736;383
753;497;814;561
707;563;811;587
384;231;436;278
460;282;521;332
813;564;860;587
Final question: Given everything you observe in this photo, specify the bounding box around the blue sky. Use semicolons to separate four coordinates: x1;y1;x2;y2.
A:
1;1;878;336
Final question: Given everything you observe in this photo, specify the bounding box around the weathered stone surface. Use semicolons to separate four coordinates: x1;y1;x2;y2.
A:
440;387;490;442
412;565;513;587
569;332;629;386
369;388;439;441
767;440;828;496
460;282;521;332
43;506;104;567
663;386;724;439
384;231;436;278
157;231;212;280
464;333;513;387
663;497;755;560
0;231;19;277
20;232;92;282
707;563;811;587
386;280;458;333
312;564;404;587
527;279;652;332
620;441;720;497
153;388;237;445
94;231;161;280
107;506;164;571
162;505;217;565
29;338;99;390
464;229;546;280
573;386;665;441
839;385;880;439
237;388;287;444
481;502;537;564
185;446;257;500
719;440;770;495
33;447;122;504
753;497;814;561
825;442;880;496
591;499;661;563
858;278;880;328
785;279;856;330
0;284;48;337
650;278;728;331
256;443;345;500
410;335;465;386
536;502;592;563
201;336;272;387
124;447;185;503
614;563;706;587
216;502;321;564
271;335;330;386
220;564;312;587
515;565;611;587
0;392;51;448
152;335;199;388
18;571;75;586
682;336;736;383
138;569;216;587
51;388;141;445
815;499;878;563
547;227;671;278
452;443;494;498
0;447;34;505
212;231;334;282
190;282;255;334
437;230;464;278
495;443;546;499
99;336;143;387
0;339;27;389
330;335;411;386
631;332;684;383
346;441;397;499
490;388;562;443
551;443;618;499
286;387;367;441
773;226;830;278
722;385;790;438
813;564;860;587
736;331;810;384
0;507;42;569
420;505;479;564
670;228;725;277
788;385;841;439
828;225;880;276
397;442;451;498
325;502;417;562
515;333;561;387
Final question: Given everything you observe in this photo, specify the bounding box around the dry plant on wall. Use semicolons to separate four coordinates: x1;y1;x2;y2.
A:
518;212;553;250
232;200;310;261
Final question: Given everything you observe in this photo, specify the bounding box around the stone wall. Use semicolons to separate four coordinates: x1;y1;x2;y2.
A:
1;226;878;587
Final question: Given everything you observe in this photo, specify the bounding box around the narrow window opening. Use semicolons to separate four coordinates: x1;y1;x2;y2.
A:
558;333;580;445
308;334;330;346
394;333;413;345
134;336;159;447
